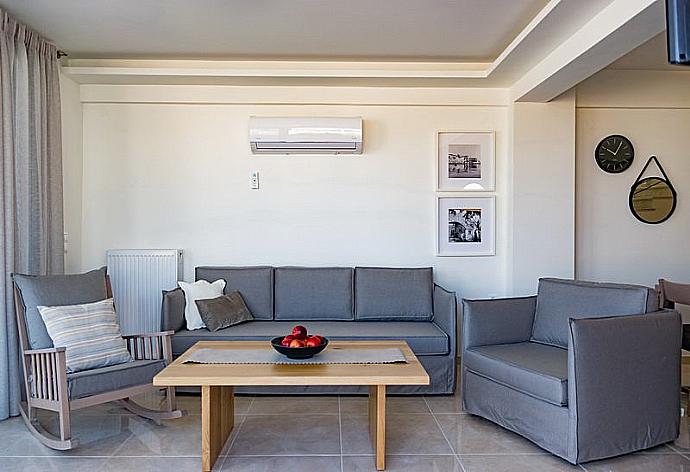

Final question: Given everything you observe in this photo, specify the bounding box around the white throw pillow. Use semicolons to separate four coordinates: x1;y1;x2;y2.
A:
178;279;226;330
37;298;132;373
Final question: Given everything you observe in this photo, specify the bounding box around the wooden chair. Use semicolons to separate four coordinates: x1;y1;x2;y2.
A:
13;269;185;450
657;279;690;414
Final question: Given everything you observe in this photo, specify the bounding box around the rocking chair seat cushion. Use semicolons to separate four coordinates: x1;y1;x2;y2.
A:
66;359;166;399
13;267;109;349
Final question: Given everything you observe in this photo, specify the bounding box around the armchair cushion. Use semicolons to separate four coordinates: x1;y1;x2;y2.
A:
463;342;568;406
531;278;653;348
13;267;109;349
38;298;132;373
66;359;166;399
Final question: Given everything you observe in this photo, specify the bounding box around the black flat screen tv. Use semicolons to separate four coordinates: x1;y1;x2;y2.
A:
667;0;690;65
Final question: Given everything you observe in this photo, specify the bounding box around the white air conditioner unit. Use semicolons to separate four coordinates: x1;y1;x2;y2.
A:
249;116;363;155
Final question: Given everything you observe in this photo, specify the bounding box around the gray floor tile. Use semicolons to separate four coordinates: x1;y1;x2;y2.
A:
340;396;431;415
102;456;202;471
583;451;690;471
341;414;452;455
343;454;462;472
228;414;341;455
424;395;465;415
113;414;203;457
220;455;341;471
247;396;338;415
459;454;582;471
0;413;132;457
435;414;544;454
0;457;105;472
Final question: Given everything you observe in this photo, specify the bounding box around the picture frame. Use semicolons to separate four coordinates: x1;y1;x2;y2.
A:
436;196;495;257
436;131;495;192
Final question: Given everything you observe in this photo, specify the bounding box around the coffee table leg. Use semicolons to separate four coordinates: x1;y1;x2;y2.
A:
201;385;234;471
368;385;386;470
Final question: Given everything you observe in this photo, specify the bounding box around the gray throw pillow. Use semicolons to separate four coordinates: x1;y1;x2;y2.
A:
195;291;254;332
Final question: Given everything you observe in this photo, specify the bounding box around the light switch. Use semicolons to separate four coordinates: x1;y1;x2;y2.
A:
251;171;260;189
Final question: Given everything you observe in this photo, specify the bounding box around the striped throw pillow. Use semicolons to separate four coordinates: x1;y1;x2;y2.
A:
37;298;132;373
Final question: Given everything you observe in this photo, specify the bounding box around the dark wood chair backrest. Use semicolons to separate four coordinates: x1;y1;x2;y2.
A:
658;279;690;309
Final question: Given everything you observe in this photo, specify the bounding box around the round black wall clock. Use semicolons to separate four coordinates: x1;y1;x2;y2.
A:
595;134;634;173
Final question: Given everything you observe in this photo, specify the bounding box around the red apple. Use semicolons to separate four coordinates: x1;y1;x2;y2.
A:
280;335;294;347
305;336;321;348
289;338;306;348
291;325;308;340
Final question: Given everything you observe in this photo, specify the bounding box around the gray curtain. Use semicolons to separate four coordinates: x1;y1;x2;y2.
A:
0;8;64;421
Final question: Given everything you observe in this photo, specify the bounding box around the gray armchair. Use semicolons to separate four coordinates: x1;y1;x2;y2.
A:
461;278;681;464
12;267;185;450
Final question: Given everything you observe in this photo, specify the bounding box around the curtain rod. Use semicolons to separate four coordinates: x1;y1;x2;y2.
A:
57;50;68;58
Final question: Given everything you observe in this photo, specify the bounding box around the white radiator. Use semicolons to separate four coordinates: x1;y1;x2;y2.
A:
106;249;183;335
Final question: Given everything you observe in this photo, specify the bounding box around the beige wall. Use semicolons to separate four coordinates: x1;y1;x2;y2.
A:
76;87;511;299
576;69;690;286
58;80;585;307
59;72;83;273
509;91;576;295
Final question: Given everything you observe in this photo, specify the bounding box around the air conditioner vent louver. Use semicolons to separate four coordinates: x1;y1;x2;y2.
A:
249;117;363;155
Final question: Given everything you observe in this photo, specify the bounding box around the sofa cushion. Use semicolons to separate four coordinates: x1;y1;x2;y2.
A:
196;266;273;320
171;321;449;356
13;267;109;349
355;267;433;321
66;359;165;399
531;278;653;349
195;292;254;331
463;342;568;406
161;287;186;332
274;267;353;320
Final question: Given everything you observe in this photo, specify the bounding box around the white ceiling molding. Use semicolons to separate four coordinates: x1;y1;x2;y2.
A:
510;0;666;102
58;0;668;103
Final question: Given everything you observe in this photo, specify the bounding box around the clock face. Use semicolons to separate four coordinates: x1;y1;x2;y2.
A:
595;135;634;173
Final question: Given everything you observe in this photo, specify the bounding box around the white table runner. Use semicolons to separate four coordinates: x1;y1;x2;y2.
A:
183;347;407;365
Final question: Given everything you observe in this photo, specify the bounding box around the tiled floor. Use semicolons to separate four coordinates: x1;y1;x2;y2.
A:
1;381;690;471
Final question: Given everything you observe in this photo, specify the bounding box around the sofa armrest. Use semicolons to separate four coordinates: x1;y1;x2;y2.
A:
433;284;457;357
567;309;681;462
461;296;536;351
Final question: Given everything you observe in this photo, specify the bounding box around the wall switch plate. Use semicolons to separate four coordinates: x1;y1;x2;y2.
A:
251;171;259;189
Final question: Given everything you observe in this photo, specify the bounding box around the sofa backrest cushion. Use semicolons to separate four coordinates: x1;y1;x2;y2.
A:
354;267;433;321
195;266;274;320
274;267;354;320
13;267;109;349
161;287;186;332
531;278;654;348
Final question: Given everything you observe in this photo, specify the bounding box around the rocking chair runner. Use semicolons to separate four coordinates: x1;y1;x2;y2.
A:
12;267;185;450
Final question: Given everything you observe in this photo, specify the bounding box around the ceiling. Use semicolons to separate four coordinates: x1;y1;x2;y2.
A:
0;0;548;61
608;33;687;71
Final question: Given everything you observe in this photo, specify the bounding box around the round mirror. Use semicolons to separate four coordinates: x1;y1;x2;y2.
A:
629;176;677;224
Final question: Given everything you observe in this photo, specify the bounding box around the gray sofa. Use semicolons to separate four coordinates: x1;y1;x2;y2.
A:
162;266;457;394
462;278;681;464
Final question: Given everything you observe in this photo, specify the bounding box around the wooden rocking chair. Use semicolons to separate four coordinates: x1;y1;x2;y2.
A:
12;267;185;450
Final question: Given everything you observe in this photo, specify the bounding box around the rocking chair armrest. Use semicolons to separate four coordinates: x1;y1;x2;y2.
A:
23;347;69;403
122;330;175;339
24;347;66;355
123;331;175;363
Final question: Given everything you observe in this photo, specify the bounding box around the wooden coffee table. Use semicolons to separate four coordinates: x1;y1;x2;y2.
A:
153;340;429;471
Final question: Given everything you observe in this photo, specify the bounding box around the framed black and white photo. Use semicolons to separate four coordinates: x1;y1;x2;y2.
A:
436;131;495;191
436;196;495;256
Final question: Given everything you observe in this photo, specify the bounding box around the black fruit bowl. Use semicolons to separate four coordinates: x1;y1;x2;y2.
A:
270;336;329;359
